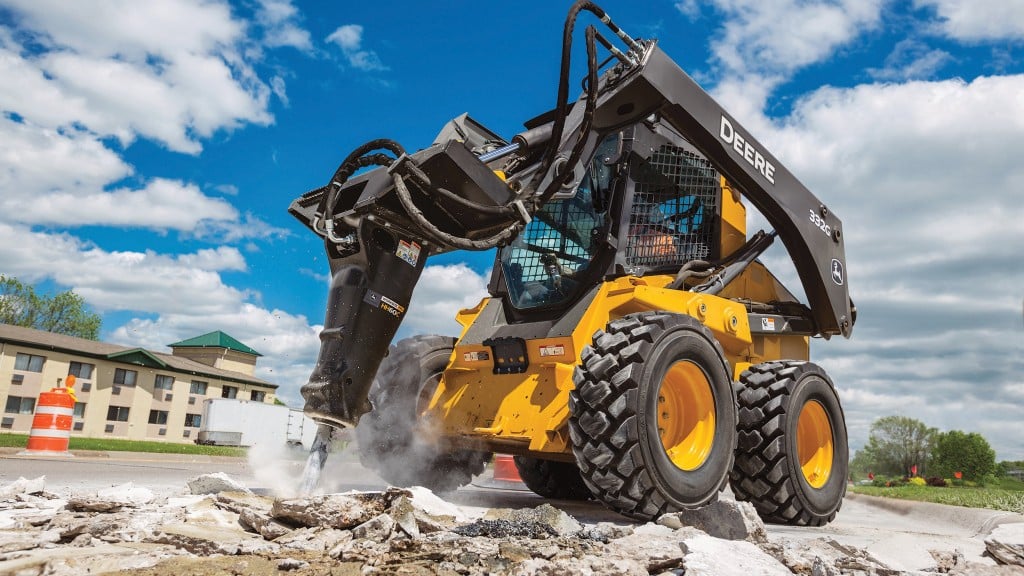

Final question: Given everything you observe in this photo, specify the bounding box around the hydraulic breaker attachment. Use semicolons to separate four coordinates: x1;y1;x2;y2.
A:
291;135;524;428
301;218;428;427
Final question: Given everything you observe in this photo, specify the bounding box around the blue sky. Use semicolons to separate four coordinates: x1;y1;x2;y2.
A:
0;0;1021;460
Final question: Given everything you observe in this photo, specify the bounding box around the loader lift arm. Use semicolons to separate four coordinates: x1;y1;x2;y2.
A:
289;1;853;430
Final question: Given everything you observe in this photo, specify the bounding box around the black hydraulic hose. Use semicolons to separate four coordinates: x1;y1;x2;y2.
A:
395;160;517;218
536;1;609;184
392;173;520;251
536;24;600;208
317;139;405;229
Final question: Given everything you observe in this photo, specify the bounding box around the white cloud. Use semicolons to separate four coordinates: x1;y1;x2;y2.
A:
0;0;293;236
707;0;884;76
270;75;289;106
4;177;237;231
867;39;953;81
915;0;1024;41
0;0;271;154
675;0;702;20
397;264;490;339
256;0;313;52
326;24;387;71
685;0;885;117
0;116;130;193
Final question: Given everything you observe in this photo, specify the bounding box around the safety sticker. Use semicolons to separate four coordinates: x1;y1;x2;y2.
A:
396;239;421;267
761;317;776;331
463;350;490;362
539;344;565;357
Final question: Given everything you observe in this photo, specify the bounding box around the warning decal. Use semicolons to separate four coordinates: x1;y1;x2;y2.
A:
539;344;565;357
396;240;421;267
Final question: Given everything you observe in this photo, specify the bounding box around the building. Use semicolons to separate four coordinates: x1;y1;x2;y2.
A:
0;324;278;442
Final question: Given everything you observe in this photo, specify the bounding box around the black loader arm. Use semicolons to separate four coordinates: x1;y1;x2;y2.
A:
526;42;854;338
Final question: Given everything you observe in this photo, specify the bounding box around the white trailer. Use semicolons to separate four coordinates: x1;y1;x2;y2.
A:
198;398;317;448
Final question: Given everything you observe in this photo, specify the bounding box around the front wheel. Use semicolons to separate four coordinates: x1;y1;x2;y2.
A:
569;312;737;520
355;335;490;493
730;361;848;526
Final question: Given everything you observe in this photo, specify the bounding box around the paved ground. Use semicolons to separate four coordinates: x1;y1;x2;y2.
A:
3;445;1020;572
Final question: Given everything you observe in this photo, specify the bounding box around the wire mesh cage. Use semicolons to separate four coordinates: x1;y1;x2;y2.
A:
501;187;602;308
626;144;720;270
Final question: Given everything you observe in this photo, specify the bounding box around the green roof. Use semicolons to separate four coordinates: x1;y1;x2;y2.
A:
106;348;168;368
168;331;262;357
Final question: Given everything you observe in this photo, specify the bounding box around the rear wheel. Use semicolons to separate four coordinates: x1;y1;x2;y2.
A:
730;361;848;526
355;335;490;493
513;456;593;500
569;312;737;520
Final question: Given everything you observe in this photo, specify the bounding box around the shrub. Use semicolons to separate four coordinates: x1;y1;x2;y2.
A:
909;476;927;486
926;476;947;487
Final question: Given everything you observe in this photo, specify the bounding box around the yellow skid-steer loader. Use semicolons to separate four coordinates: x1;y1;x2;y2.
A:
290;1;855;526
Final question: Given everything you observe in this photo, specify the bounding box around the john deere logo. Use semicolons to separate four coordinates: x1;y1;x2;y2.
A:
831;259;844;286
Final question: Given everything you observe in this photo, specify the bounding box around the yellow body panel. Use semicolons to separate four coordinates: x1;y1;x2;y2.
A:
430;274;778;457
433;179;810;458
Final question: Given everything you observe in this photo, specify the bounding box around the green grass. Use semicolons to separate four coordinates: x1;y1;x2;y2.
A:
0;433;246;457
851;483;1024;514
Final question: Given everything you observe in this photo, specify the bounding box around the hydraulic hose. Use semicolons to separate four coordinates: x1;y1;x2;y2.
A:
391;173;521;251
536;24;600;208
316;139;405;236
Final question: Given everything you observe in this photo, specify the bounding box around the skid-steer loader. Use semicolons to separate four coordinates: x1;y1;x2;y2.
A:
290;1;855;526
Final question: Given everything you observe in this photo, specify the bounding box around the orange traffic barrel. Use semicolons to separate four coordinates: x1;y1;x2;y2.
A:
24;388;75;454
493;454;523;483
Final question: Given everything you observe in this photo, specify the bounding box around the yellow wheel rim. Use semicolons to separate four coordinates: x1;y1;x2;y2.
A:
657;361;716;471
797;400;833;488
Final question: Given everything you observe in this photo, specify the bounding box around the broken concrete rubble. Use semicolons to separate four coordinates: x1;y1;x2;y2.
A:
187;471;251;495
985;523;1024;566
657;498;768;543
0;473;1020;575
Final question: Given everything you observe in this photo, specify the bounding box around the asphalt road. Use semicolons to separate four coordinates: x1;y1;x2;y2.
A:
3;446;1020;572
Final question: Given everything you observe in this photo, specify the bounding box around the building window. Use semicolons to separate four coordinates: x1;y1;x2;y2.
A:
154;375;174;390
73;402;87;418
221;386;238;399
68;361;94;379
4;396;35;415
148;410;169;425
250;390;266;402
114;368;138;387
184;413;202;428
106;406;130;422
190;380;208;395
14;353;46;372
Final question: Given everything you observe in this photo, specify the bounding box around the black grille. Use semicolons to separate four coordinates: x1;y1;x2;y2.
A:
513;197;596;284
626;145;719;269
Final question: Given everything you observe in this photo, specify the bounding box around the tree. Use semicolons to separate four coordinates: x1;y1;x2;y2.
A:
931;430;996;482
860;415;937;476
0;275;101;340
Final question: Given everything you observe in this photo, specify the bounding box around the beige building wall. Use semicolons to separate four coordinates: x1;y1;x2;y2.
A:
0;330;277;443
169;347;258;377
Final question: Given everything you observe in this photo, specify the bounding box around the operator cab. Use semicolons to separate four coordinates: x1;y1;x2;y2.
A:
497;124;723;313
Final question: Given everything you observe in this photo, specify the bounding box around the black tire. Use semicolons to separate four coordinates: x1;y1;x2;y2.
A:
355;335;490;493
730;361;848;526
568;311;737;520
513;456;593;500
